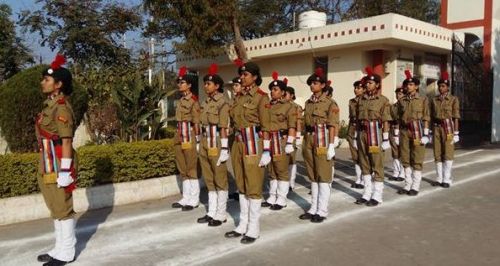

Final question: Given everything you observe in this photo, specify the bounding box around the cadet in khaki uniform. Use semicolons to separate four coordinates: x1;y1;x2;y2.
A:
324;80;340;183
348;80;365;189
36;55;77;266
396;70;431;196
228;77;244;201
389;87;406;182
196;64;231;226
224;60;271;244
283;86;303;190
171;66;201;211
261;72;296;210
354;67;392;207
298;68;339;223
431;72;460;188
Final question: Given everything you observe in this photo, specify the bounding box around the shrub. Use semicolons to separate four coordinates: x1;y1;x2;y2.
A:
0;65;88;152
0;139;177;198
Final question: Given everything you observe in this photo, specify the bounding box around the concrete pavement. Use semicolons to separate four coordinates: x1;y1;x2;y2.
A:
1;147;499;266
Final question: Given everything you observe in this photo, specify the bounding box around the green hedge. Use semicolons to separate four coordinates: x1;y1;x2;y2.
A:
0;139;177;199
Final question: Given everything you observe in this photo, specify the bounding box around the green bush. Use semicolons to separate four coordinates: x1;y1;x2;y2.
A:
0;65;88;152
0;139;177;198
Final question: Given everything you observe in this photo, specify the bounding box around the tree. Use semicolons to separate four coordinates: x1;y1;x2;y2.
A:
0;4;33;83
18;0;142;68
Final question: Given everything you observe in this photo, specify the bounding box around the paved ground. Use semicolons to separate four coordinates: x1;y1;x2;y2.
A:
1;146;500;266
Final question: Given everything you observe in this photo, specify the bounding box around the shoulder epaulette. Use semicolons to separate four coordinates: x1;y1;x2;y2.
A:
191;94;198;101
57;98;66;104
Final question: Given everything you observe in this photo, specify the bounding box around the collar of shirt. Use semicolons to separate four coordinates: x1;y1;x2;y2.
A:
181;91;192;100
406;93;420;100
438;93;449;101
243;84;257;96
44;94;63;108
208;92;222;102
309;92;327;103
363;93;378;100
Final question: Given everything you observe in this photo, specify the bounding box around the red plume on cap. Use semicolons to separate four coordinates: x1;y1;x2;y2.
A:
364;66;373;76
283;77;288;85
178;66;187;77
208;63;218;76
327;80;332;86
441;71;449;80
404;69;412;79
233;58;244;67
272;71;279;81
51;54;66;70
314;67;324;77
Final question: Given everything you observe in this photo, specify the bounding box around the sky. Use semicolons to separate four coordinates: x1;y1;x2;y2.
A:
2;0;152;64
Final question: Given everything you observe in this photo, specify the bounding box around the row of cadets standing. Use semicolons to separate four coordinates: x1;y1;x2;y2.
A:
261;72;297;210
298;68;340;223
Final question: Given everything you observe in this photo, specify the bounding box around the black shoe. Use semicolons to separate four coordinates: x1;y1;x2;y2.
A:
408;189;419;196
181;205;196;211
171;202;183;208
395;177;405;182
299;213;313;220
397;189;409;195
224;231;242;238
355;198;367;205
351;183;357;188
270;204;285;211
240;235;257;244
308;190;311;195
261;202;272;207
43;258;72;266
354;184;365;189
197;215;213;223
208;219;226;227
289;187;293;192
311;214;326;223
431;181;442;187
366;199;379;207
37;254;53;263
441;183;450;188
389;176;397;181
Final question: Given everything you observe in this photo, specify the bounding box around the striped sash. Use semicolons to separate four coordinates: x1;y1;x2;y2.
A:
270;131;283;157
241;126;260;156
314;124;329;155
442;118;454;142
409;120;423;145
367;121;381;154
177;121;193;149
205;125;219;156
40;138;61;184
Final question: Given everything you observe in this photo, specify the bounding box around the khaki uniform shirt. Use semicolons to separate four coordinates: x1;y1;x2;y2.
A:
200;92;230;128
356;94;392;122
268;99;297;132
303;93;340;128
36;94;75;139
229;85;270;131
396;94;430;125
431;94;460;121
175;92;201;124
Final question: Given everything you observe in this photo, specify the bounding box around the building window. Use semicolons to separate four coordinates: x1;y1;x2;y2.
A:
313;56;328;79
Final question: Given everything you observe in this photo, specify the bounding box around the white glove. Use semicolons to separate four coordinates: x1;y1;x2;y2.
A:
333;136;340;148
382;132;390;150
57;158;73;187
352;131;358;150
453;131;460;143
421;128;429;145
217;149;229;166
285;136;295;154
327;143;335;161
259;151;271;167
295;132;303;146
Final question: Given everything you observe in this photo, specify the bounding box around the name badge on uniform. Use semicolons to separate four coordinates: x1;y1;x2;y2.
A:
314;124;329;155
367;121;381;154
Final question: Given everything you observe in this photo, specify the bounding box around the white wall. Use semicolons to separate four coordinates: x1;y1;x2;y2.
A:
447;0;485;24
491;17;500;142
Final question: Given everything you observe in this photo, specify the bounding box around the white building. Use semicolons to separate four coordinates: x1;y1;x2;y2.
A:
178;13;454;129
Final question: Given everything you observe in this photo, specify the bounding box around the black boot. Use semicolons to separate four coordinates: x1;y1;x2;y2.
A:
197;215;213;223
355;198;367;205
261;202;272;207
43;258;72;266
441;183;450;188
311;214;326;223
431;181;442;187
171;202;183;208
240;235;256;244
299;213;313;220
408;189;419;196
208;219;226;227
182;205;197;211
37;254;53;263
366;199;379;207
270;204;285;211
224;231;242;238
397;189;409;195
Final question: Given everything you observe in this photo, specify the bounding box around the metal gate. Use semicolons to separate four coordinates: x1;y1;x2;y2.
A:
451;34;492;144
